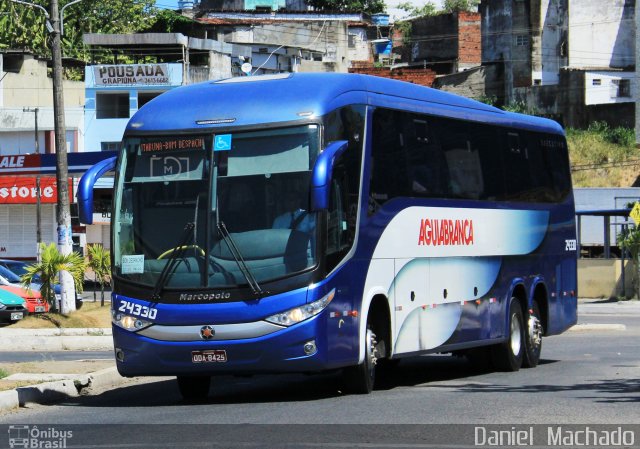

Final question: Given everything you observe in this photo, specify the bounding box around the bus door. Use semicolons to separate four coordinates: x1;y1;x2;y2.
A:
392;258;429;354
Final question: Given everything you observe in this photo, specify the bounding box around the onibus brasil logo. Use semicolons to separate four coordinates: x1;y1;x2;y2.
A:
8;425;73;449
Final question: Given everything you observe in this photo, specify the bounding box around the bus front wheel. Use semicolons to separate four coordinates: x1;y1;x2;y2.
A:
342;325;378;394
177;375;211;402
491;298;524;372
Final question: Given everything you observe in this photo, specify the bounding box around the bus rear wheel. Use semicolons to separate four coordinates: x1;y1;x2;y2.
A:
177;375;211;402
523;301;543;368
491;298;524;372
342;326;378;394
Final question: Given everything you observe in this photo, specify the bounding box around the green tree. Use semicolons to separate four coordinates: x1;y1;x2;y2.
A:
0;0;157;62
87;244;111;306
20;243;86;314
397;1;437;18
443;0;479;13
306;0;385;14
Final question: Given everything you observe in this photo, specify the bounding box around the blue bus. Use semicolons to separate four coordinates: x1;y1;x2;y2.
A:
78;73;577;400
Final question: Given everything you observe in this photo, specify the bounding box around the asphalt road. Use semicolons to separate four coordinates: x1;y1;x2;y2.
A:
0;303;638;448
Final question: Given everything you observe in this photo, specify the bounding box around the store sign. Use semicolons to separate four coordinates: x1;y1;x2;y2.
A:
0;177;72;204
94;64;170;86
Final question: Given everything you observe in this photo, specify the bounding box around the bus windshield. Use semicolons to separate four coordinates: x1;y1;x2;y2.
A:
113;125;320;292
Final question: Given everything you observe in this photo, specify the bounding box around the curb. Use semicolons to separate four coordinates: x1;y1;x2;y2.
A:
0;367;126;413
569;323;627;332
0;328;113;351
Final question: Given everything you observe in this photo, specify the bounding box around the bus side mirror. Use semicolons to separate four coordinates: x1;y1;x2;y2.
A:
310;140;348;211
76;156;117;225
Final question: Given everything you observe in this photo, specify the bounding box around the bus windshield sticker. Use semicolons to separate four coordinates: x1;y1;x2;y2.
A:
140;137;205;153
214;134;232;151
121;254;145;274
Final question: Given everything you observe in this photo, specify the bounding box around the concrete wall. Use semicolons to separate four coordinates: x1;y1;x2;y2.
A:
348;27;371;63
559;69;634;128
405;12;480;72
219;21;350;72
531;0;568;85
578;259;636;299
568;0;635;69
584;71;635;105
480;0;515;102
1;55;84;108
433;64;503;100
0;54;84;155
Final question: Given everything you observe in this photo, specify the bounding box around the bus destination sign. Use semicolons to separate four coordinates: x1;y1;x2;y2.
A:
140;137;205;153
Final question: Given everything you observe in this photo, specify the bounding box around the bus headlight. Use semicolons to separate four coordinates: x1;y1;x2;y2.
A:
112;310;152;332
265;289;335;327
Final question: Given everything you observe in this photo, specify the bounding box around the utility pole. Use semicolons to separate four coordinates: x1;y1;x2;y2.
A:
49;0;76;314
11;0;81;314
23;107;42;262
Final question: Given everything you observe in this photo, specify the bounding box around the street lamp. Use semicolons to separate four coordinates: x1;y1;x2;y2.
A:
9;0;84;35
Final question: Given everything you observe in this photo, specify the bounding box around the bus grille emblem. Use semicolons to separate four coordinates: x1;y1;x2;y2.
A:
200;325;215;340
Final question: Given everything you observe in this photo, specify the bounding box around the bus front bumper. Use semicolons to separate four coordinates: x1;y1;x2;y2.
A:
112;314;338;377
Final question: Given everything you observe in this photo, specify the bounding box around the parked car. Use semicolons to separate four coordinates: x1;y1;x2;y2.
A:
0;266;49;313
0;288;27;323
0;260;83;310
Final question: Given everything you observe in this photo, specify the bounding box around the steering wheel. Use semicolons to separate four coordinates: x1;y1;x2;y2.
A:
157;245;205;260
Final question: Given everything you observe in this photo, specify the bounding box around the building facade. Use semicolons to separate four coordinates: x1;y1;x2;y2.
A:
479;0;635;127
0;52;85;259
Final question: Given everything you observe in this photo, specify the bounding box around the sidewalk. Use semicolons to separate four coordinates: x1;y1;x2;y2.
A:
0;299;636;413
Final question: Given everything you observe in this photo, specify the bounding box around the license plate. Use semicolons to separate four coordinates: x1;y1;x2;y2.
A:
35;306;45;313
191;350;227;363
10;312;23;320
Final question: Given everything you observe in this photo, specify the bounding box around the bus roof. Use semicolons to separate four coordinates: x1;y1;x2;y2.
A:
126;73;564;136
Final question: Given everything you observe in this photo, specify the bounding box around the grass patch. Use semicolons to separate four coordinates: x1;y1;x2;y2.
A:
567;124;640;187
0;368;8;379
11;301;111;329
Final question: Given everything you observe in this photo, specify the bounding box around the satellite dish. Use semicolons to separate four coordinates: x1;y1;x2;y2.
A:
241;63;252;74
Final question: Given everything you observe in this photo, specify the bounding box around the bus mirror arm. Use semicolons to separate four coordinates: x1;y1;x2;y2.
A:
77;156;117;225
310;140;348;211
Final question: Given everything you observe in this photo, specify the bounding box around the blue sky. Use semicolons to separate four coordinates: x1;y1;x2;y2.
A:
155;0;180;10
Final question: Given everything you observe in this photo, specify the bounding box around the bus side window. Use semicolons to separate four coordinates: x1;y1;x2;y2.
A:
502;131;534;201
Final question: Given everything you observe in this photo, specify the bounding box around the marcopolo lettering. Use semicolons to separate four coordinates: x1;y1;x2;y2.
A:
418;218;474;246
179;292;231;301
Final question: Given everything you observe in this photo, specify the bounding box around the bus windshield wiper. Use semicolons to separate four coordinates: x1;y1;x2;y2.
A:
216;221;266;297
151;222;195;301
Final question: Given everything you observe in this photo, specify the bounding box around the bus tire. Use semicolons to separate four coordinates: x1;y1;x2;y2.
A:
177;375;211;401
491;298;524;372
342;325;378;394
523;301;543;368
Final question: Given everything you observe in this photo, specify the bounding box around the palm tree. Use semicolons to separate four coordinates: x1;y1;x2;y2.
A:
21;243;86;314
87;244;111;306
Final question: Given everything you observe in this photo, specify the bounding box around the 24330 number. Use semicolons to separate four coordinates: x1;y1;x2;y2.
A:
118;300;157;319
